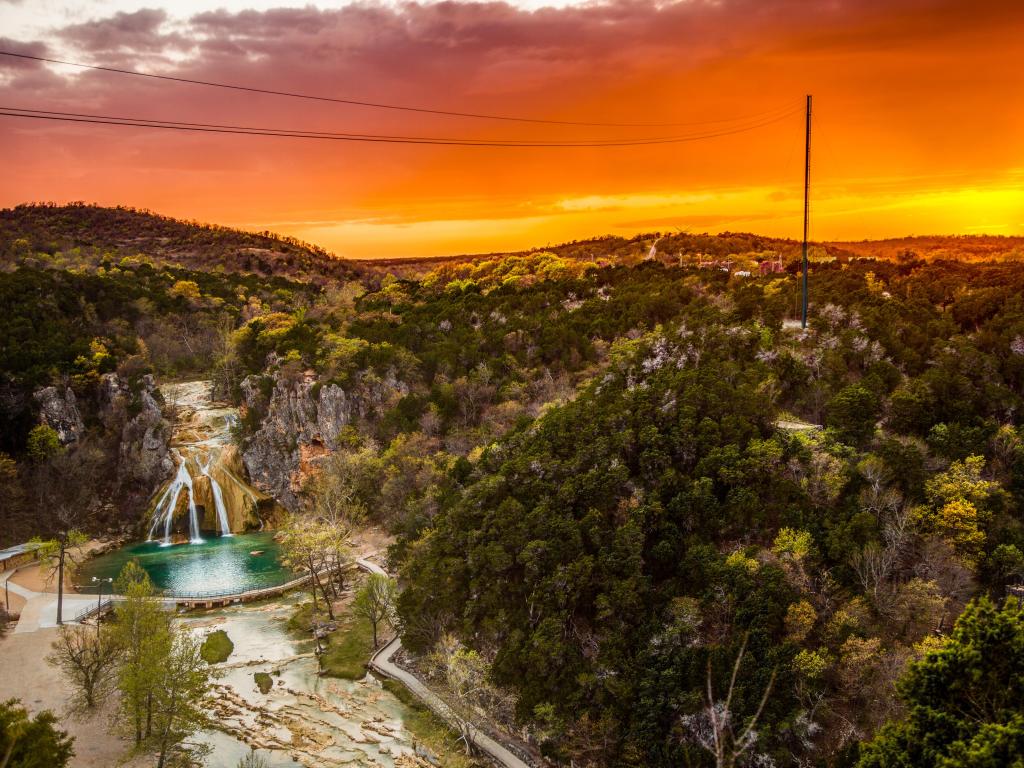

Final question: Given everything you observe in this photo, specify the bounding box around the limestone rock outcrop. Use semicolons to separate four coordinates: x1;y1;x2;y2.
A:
101;373;175;490
33;385;85;444
240;370;408;509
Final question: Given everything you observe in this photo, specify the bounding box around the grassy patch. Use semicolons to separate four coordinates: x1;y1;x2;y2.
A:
254;672;273;694
287;601;316;635
288;593;382;681
320;617;376;679
381;679;486;768
200;629;234;664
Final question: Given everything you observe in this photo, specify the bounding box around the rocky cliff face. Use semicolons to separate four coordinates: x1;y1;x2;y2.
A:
240;370;407;509
99;373;174;491
33;385;85;444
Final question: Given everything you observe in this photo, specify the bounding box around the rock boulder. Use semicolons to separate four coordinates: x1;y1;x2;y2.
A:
33;385;85;444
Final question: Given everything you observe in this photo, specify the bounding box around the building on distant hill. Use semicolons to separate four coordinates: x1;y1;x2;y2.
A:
758;253;785;275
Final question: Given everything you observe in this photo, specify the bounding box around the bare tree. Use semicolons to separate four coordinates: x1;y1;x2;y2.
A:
46;624;121;711
430;633;515;755
679;637;777;768
306;453;364;594
352;573;397;648
278;515;344;620
850;543;897;613
857;457;902;519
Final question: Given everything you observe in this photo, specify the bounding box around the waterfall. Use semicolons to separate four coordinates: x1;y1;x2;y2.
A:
200;454;232;537
145;381;264;546
147;471;179;542
183;458;204;544
148;452;205;545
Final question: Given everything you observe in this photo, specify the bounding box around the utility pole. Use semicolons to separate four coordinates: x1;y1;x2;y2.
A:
801;94;812;329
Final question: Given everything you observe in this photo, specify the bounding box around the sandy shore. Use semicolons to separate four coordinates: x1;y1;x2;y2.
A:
0;629;148;768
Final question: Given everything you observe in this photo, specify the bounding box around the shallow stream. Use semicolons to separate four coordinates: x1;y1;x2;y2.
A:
181;595;420;768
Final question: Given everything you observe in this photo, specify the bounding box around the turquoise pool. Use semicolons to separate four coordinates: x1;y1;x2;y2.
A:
78;532;294;597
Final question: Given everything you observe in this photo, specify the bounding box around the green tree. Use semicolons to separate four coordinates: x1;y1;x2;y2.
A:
826;383;881;446
110;561;173;747
919;455;997;563
352;573;397;649
31;531;88;627
168;280;201;302
0;699;74;768
857;596;1024;768
150;629;213;768
25;425;61;463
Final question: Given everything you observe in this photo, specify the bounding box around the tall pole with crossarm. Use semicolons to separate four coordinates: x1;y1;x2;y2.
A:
801;94;812;329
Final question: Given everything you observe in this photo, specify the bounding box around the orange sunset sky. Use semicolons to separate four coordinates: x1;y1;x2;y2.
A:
0;0;1022;259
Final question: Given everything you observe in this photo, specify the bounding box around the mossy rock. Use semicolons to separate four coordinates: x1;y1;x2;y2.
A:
254;672;273;694
200;630;234;664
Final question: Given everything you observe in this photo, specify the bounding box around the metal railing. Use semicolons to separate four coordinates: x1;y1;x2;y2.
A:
72;560;359;605
72;597;114;623
73;572;312;602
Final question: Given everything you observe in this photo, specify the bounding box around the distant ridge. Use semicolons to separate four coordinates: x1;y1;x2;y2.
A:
4;204;1020;283
0;203;363;284
359;231;1024;278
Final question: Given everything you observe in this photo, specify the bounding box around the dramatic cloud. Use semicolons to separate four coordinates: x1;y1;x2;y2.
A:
0;0;1022;257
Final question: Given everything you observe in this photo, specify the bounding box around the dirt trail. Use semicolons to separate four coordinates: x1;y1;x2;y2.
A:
0;629;148;767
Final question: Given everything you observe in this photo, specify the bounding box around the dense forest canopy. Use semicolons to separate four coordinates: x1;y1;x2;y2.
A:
3;204;1024;766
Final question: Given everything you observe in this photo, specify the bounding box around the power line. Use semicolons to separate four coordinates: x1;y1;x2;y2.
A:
0;105;802;147
0;50;799;130
0;105;800;145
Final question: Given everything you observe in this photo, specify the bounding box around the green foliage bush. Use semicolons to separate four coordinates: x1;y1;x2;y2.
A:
253;672;273;695
857;597;1024;768
0;698;74;767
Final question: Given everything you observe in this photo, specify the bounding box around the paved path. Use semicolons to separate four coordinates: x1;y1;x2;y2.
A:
356;558;532;768
1;568;98;633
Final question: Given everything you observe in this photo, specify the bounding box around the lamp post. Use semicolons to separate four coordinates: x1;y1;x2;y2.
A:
90;576;113;635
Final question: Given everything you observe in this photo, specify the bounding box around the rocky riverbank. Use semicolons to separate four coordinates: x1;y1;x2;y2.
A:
180;595;434;768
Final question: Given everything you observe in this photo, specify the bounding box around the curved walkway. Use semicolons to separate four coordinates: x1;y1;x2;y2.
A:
356;558;532;768
1;568;101;633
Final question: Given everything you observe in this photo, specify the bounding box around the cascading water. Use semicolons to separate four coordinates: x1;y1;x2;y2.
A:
146;381;264;546
148;451;205;544
200;455;232;537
